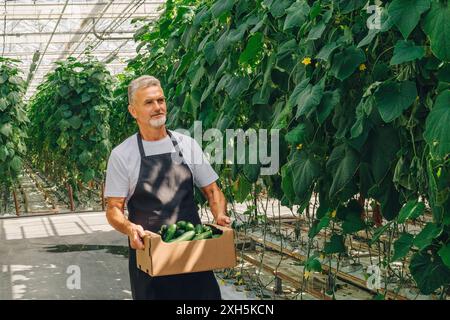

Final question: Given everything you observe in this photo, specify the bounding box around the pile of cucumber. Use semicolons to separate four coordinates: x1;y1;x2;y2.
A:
158;221;222;243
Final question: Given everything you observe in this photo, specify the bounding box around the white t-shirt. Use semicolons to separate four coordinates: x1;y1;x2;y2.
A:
104;130;219;203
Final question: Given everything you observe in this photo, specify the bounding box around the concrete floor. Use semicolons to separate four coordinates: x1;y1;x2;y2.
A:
0;212;250;300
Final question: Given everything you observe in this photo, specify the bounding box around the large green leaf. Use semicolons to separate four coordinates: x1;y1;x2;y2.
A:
210;0;234;18
397;200;425;223
370;221;393;245
330;46;365;81
0;123;12;137
424;90;450;158
341;202;366;234
375;81;417;123
317;42;340;62
422;1;450;61
338;0;366;14
388;0;431;39
307;21;326;40
390;40;425;65
410;251;450;295
281;164;295;203
309;215;331;239
327;145;359;198
413;223;442;251
392;233;414;261
268;0;292;18
367;125;399;183
233;175;252;203
283;1;309;30
438;244;450;269
316;90;340;124
239;32;264;65
294;80;324;118
226;77;250;100
9;156;22;173
285;123;308;145
324;234;346;254
290;151;321;199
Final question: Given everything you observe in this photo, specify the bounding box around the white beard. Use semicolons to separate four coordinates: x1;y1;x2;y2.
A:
149;115;166;128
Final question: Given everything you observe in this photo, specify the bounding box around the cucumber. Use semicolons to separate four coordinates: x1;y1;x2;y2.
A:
174;229;185;237
163;224;177;242
202;225;212;233
176;220;187;229
195;224;203;234
212;234;221;239
193;230;213;240
185;222;195;231
169;230;196;242
158;224;168;235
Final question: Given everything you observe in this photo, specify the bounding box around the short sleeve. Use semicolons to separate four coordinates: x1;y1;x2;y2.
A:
189;139;219;188
104;150;129;198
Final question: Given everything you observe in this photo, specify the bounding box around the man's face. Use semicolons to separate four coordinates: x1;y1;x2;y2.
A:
128;85;167;128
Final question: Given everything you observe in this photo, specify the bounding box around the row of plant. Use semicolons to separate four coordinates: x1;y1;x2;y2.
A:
109;0;450;297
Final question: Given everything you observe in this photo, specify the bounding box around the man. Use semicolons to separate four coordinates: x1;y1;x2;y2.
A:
104;75;230;300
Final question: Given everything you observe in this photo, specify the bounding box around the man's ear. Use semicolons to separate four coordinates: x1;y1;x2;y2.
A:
128;104;137;119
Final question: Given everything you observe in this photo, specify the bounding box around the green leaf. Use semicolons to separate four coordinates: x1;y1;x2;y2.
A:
290;151;321;199
422;0;450;61
375;81;417;123
0;123;12;137
226;77;250;100
413;223;442;251
438;244;450;269
342;202;366;234
283;1;309;30
316;90;340;124
281;164;296;203
390;40;425;65
330;46;365;81
368;125;400;183
307;21;326;41
338;0;366;14
210;0;234;18
392;233;414;261
324;234;346;254
203;42;216;66
294;80;324;118
388;0;430;39
316;42;340;62
410;251;450;295
0;146;8;162
0;97;8;111
285;124;308;145
305;256;322;272
239;32;264;65
269;0;292;18
370;221;393;245
79;151;92;166
309;216;331;238
233;176;252;203
9;156;22;173
327;145;359;198
397;200;425;223
68;116;82;129
424;90;450;158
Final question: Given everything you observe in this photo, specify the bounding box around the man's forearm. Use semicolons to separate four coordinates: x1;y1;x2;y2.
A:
207;188;227;220
106;205;132;236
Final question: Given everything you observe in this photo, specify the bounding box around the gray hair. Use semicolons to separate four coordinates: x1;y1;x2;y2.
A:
128;75;161;105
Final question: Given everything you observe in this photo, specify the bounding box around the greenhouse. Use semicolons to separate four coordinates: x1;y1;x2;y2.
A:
0;0;449;302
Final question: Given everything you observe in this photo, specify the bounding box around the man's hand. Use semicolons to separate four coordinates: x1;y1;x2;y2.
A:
215;214;231;227
127;223;150;250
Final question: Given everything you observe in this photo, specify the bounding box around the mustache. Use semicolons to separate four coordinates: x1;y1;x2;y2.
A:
150;112;166;117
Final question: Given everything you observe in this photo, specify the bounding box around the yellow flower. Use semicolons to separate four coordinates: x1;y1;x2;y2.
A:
302;57;312;65
296;143;303;150
320;254;325;260
331;210;337;218
359;63;367;71
304;271;311;280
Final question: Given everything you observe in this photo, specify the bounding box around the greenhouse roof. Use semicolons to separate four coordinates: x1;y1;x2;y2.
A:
0;0;166;99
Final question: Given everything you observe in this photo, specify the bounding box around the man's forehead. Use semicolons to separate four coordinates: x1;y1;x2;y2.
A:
137;85;164;98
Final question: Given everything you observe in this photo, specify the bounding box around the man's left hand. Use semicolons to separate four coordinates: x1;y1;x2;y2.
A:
215;214;231;227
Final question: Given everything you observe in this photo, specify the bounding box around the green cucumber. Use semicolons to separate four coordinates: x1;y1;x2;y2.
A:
193;230;213;240
195;224;203;234
158;224;168;235
185;222;195;231
202;225;212;233
163;224;177;242
176;220;187;229
169;230;196;242
174;229;185;237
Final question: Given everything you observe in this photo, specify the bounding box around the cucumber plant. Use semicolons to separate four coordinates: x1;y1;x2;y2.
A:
27;56;113;201
113;0;449;296
0;57;28;213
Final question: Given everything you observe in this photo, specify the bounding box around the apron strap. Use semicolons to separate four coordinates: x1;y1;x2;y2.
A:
136;129;185;159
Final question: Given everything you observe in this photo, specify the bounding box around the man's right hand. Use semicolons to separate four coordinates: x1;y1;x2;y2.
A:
127;223;149;250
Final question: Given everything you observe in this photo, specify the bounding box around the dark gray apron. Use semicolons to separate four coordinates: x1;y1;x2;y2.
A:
127;130;221;300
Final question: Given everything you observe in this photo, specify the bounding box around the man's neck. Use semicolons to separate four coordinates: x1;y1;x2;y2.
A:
139;125;168;141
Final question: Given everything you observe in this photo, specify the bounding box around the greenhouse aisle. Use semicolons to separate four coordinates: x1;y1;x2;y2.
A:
0;212;250;300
